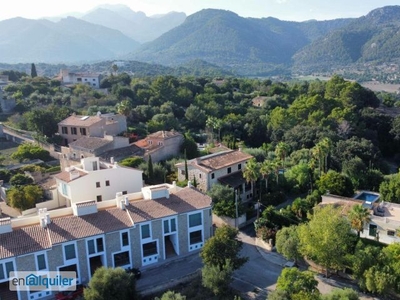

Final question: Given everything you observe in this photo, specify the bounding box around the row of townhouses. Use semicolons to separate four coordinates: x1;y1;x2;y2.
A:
0;182;212;300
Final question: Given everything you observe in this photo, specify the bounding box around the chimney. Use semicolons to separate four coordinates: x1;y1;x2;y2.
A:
124;196;129;207
73;200;98;216
188;181;192;188
110;157;115;164
45;213;51;225
0;217;12;234
172;181;176;187
120;200;126;210
40;217;47;228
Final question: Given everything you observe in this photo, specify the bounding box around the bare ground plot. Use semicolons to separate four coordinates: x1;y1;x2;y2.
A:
0;138;19;165
360;81;400;93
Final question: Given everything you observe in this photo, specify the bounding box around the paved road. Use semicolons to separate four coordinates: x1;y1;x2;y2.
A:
136;225;283;299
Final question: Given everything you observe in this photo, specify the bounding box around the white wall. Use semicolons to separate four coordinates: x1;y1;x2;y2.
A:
67;167;143;203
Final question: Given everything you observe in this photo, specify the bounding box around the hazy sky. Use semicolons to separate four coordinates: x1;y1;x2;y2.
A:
1;0;399;21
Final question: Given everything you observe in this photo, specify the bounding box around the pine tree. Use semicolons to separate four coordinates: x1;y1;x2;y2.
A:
31;63;37;78
147;155;154;182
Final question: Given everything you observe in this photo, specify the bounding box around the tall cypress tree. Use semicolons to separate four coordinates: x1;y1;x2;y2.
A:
31;63;37;78
192;176;197;188
147;155;154;182
184;149;188;181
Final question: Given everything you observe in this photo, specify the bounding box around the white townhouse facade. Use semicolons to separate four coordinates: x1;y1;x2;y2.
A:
0;184;212;300
54;157;143;206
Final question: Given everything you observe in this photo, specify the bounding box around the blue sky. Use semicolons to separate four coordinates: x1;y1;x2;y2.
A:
0;0;399;21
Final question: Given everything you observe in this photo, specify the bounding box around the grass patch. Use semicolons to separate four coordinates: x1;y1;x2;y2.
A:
0;138;20;166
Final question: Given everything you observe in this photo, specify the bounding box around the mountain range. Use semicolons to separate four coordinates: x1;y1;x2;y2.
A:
1;5;400;76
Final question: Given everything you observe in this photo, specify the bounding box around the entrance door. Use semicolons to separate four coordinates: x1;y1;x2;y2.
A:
369;224;377;236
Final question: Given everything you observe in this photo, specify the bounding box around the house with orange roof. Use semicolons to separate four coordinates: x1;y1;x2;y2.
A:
175;149;254;199
134;130;184;163
0;183;212;300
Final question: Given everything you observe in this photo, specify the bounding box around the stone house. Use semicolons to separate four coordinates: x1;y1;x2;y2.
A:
135;130;184;163
175;149;254;200
58;112;127;146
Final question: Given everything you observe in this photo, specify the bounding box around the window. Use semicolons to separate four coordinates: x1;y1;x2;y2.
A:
71;127;77;135
189;213;202;227
80;128;86;135
88;240;95;255
211;173;215;179
62;183;68;196
199;173;202;179
61;127;68;134
158;142;163;146
164;218;177;234
96;195;102;202
64;244;76;260
0;261;14;280
141;224;150;239
87;237;104;255
96;182;100;188
142;241;157;257
121;232;129;247
84;78;87;81
77;78;82;82
180;170;186;176
105;180;110;186
93;79;96;81
122;191;127;195
114;251;130;267
190;230;202;245
92;161;98;171
36;254;46;271
387;230;395;236
96;238;104;252
238;163;242;170
227;167;231;174
369;224;377;237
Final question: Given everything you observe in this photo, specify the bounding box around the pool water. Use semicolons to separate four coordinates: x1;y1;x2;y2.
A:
354;192;379;202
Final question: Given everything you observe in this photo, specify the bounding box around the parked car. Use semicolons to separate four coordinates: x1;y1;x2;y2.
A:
55;284;85;300
126;267;141;280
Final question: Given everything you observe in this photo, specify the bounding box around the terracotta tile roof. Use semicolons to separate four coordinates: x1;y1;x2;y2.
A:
69;137;112;151
194;150;252;173
127;187;211;222
147;130;182;139
58;115;103;127
48;208;133;245
0;187;211;257
0;225;51;259
54;170;88;183
134;139;149;148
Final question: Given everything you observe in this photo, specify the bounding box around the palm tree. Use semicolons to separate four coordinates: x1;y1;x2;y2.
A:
271;160;281;186
243;158;260;202
275;142;290;169
260;160;274;192
348;204;371;237
319;137;332;173
311;143;323;177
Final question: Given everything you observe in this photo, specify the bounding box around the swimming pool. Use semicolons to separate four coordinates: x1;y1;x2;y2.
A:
354;192;380;202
